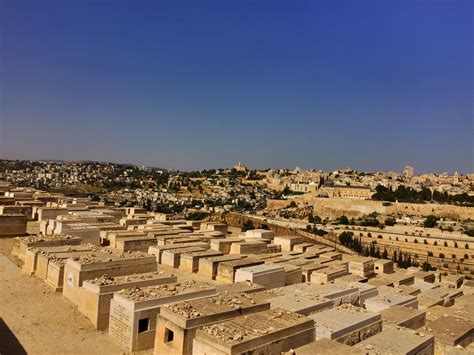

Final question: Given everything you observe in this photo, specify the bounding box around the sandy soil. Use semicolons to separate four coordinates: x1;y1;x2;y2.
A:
0;238;127;355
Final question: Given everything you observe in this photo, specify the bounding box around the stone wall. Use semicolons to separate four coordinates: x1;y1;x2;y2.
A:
210;213;300;237
269;197;474;220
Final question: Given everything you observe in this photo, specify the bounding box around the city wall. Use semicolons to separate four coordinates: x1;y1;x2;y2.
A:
267;197;474;220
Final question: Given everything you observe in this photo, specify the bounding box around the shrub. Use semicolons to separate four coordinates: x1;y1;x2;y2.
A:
422;262;433;271
464;229;474;237
337;215;350;225
242;220;255;231
308;214;322;224
384;217;396;226
424;215;439;228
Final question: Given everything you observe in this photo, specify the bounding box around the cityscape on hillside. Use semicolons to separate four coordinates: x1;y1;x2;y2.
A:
1;0;472;354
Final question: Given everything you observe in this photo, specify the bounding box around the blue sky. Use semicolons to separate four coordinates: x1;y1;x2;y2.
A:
1;0;472;172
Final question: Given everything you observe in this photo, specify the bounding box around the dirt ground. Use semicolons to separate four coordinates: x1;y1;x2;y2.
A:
0;237;131;355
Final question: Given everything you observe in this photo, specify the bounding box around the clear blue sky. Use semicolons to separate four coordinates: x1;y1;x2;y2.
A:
1;0;472;173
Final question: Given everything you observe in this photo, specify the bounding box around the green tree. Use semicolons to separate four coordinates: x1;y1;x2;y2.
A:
464;229;474;237
337;215;350;225
424;215;439;228
242;220;254;232
308;214;322;224
422;262;433;272
384;217;396;226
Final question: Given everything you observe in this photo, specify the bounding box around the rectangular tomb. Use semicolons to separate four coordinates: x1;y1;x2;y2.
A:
380;305;426;329
354;325;434;355
373;259;394;274
229;241;267;255
179;250;224;273
283;264;303;285
161;247;206;268
198;255;247;280
343;255;375;277
155;293;271;355
63;251;157;305
245;229;275;240
192;308;314;355
115;236;158;253
267;293;333;316
109;281;217;352
77;272;177;330
210;238;244;254
13;235;82;261
23;244;92;275
311;304;382;345
215;257;264;283
273;236;303;252
364;286;418;313
311;263;350;284
234;264;285;290
148;242;209;264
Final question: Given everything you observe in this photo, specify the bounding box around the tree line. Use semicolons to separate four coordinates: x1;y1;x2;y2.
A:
373;185;474;206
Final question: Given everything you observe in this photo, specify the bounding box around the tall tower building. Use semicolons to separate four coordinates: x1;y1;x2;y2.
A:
403;165;414;178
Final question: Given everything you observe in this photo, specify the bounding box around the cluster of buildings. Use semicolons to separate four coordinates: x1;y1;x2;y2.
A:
0;160;272;216
0;160;163;191
260;166;473;199
1;180;474;354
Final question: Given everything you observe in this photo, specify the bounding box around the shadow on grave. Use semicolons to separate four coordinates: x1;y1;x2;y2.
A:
0;318;27;355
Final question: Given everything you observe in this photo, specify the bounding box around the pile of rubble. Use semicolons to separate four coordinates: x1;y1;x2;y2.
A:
119;281;198;301
17;234;76;243
90;271;166;286
339;303;367;313
165;302;202;318
301;292;326;301
202;324;251;343
202;310;302;343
